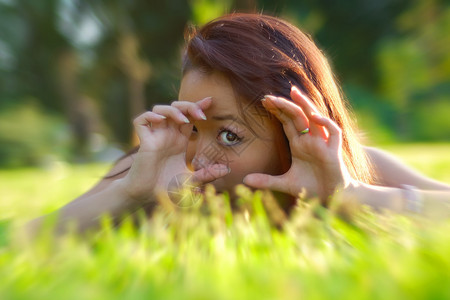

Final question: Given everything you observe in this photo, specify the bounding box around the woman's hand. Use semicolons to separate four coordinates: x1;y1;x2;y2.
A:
120;97;229;203
243;86;354;202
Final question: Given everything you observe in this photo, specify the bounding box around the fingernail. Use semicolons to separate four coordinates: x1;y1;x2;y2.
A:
180;114;190;123
291;86;299;92
198;110;207;120
159;115;167;119
264;95;277;101
199;96;212;103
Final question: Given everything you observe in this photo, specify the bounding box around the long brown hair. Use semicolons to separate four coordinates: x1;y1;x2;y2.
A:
182;13;373;184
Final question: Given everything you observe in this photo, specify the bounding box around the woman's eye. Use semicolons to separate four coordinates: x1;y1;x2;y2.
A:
218;130;242;146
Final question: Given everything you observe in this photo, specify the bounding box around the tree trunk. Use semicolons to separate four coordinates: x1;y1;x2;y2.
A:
57;49;98;160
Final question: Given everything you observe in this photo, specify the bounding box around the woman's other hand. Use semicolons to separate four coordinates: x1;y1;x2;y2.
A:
120;97;229;203
243;86;354;202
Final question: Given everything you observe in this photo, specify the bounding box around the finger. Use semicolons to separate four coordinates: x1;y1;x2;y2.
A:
310;114;342;150
171;97;212;121
262;100;297;139
263;95;309;132
243;173;288;194
179;123;194;139
133;111;167;125
195;96;213;110
152;105;190;124
132;111;167;138
290;86;327;138
290;86;320;115
262;95;308;140
192;164;230;184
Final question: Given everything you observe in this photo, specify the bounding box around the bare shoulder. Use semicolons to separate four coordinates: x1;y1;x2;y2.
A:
364;146;450;190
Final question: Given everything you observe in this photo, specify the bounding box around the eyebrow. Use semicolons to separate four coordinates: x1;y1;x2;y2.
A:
212;114;246;125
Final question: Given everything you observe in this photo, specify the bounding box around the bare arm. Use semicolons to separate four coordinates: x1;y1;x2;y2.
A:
365;146;450;190
244;87;450;218
343;182;450;219
26;156;137;235
349;147;450;218
26;98;229;236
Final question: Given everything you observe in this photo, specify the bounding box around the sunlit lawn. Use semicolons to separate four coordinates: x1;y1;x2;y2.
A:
0;143;449;299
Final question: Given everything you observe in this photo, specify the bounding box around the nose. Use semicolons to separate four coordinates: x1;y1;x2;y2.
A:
191;138;215;171
191;153;212;172
190;140;229;172
186;135;214;172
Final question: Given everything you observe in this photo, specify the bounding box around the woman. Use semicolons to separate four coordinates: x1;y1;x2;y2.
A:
29;13;450;234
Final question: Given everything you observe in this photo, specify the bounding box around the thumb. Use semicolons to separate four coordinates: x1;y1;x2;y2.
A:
243;173;287;193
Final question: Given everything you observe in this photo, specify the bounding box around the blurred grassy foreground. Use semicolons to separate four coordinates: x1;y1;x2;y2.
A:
0;144;449;300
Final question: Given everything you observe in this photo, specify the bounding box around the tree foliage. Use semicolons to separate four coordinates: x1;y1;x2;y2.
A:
0;0;448;165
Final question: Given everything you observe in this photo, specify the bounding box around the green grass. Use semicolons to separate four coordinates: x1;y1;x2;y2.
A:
0;144;449;300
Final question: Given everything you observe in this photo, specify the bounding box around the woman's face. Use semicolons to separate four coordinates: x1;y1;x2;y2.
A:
179;70;289;193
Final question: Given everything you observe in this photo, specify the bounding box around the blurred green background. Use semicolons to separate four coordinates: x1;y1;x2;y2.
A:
1;3;449;298
0;0;449;168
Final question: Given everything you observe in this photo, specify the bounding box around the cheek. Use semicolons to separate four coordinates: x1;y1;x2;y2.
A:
227;159;249;178
226;144;278;178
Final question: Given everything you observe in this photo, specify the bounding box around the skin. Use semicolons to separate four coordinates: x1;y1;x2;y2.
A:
26;68;450;235
175;69;352;203
179;70;286;194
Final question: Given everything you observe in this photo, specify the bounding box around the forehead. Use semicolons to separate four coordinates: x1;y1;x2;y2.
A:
179;70;274;135
179;70;239;113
